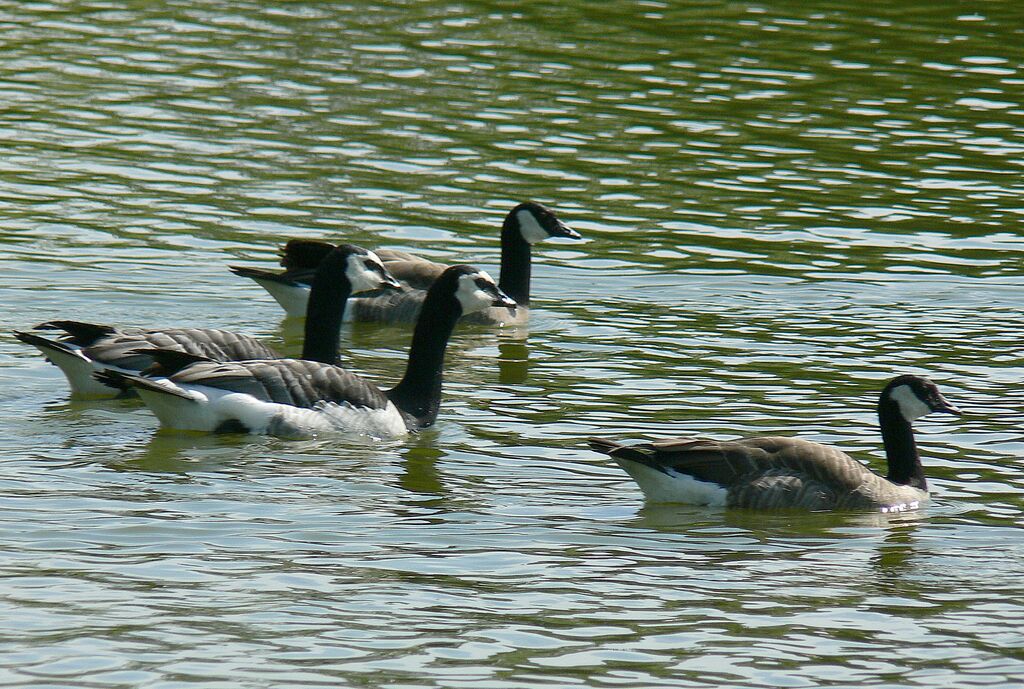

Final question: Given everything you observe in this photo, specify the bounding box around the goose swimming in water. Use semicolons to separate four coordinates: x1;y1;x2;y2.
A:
229;201;581;325
14;244;399;397
588;375;961;512
95;265;516;439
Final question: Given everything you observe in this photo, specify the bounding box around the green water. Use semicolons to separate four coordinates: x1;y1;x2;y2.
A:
2;1;1023;687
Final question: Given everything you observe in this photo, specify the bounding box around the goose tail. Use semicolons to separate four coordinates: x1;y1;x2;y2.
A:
93;370;195;400
587;437;624;455
228;266;310;317
589;437;729;505
14;329;82;360
14;329;119;397
587;437;654;464
278;239;336;270
228;265;303;288
32;320;115;345
95;369;226;432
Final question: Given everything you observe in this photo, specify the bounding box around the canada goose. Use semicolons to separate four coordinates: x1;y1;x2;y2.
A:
229;201;581;324
94;265;516;438
588;375;961;512
14;244;399;397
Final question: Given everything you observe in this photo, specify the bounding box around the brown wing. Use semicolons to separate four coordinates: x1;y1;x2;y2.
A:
376;248;432;263
168;359;392;411
645;436;873;494
349;290;427;325
728;471;840;510
630;437;772;485
82;328;280;371
383;259;448;290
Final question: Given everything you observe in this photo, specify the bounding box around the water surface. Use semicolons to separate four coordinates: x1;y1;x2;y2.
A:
2;2;1023;687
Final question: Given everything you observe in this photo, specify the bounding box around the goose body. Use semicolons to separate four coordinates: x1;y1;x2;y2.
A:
96;265;516;439
15;245;398;397
229;201;581;324
105;357;409;438
588;375;961;512
14;322;280;398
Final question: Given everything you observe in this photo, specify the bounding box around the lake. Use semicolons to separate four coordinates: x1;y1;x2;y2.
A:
1;1;1022;687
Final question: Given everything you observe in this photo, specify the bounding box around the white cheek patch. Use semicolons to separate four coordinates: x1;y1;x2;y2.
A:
455;272;496;314
346;253;385;293
889;384;932;421
517;209;550;244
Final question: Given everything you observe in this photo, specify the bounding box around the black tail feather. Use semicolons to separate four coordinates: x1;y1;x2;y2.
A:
278;239;336;270
93;369;135;392
587;438;657;466
587;437;623;455
131;347;213;377
13;330;78;359
32;320;115;346
228;265;307;287
93;369;194;400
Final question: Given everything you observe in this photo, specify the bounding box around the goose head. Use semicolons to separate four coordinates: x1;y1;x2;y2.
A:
881;374;961;422
441;265;517;316
337;244;403;294
510;201;581;244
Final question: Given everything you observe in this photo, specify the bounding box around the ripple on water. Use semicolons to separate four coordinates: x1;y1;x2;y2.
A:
2;1;1024;687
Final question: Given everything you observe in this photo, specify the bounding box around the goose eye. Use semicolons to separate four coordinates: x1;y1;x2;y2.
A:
474;277;491;290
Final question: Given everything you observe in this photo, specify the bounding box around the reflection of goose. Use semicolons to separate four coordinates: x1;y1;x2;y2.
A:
14;244;398;397
589;375;961;512
229;201;581;325
95;266;516;439
400;445;448;496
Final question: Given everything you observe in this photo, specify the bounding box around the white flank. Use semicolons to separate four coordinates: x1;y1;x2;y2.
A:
889;384;932;422
25;339;130;397
615;459;729;506
135;381;408;440
455;271;499;315
315;399;409;439
516;209;549;244
250;276;311;318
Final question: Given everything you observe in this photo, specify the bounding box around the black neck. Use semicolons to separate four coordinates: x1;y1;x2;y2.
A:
878;399;927;489
498;215;531;306
301;255;350;365
386;287;463;427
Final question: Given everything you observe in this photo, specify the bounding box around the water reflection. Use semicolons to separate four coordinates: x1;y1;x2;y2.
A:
869;523;921;582
399;444;448;497
496;335;530;385
110;431;253;475
632;501;929;542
